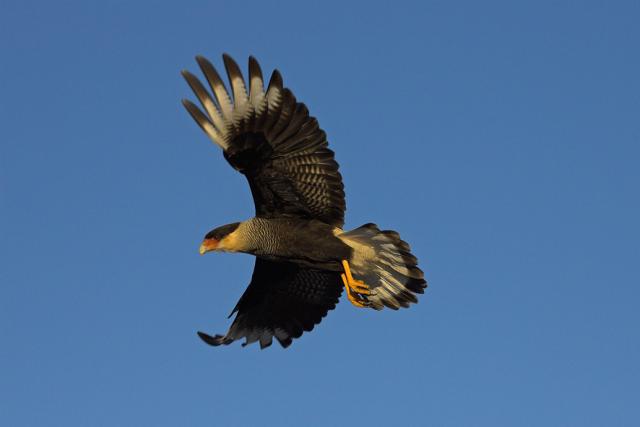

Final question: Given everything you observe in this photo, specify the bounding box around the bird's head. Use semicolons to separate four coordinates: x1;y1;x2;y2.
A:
199;222;242;255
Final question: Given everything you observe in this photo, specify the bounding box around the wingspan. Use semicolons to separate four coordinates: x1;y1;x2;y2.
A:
182;54;346;227
197;258;343;349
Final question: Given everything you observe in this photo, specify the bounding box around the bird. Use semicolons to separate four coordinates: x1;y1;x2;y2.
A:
181;54;427;349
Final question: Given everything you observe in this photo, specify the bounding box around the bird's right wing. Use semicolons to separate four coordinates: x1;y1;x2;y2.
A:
182;54;346;228
197;258;343;349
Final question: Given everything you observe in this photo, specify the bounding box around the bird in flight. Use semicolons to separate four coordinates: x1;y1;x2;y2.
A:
181;54;427;349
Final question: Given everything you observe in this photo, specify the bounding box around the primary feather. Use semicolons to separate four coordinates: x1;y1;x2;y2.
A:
182;54;346;227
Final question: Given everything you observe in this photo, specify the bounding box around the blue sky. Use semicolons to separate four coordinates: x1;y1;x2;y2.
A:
1;1;639;425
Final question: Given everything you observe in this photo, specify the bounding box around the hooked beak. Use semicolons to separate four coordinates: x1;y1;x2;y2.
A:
199;238;219;255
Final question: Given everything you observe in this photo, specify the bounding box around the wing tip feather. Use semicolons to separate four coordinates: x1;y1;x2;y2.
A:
197;331;231;346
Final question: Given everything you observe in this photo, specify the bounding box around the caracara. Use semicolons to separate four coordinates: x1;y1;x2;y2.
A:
181;54;427;349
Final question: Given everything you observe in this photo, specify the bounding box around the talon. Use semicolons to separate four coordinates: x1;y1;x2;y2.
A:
350;299;369;308
341;260;372;308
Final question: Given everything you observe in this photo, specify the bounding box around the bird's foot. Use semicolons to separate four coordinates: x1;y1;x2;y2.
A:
341;260;372;308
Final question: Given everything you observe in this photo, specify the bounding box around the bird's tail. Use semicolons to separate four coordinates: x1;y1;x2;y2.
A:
337;223;427;310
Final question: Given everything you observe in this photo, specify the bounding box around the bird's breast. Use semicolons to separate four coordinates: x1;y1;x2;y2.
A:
242;217;351;268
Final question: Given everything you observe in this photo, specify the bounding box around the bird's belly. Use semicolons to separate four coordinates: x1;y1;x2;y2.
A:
249;218;351;270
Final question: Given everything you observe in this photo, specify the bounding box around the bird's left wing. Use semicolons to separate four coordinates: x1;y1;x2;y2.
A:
197;258;343;349
182;54;346;227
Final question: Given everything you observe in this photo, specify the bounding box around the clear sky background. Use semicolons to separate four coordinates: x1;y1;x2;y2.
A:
1;1;639;426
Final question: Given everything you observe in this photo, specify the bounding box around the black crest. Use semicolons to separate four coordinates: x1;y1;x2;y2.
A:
205;222;240;240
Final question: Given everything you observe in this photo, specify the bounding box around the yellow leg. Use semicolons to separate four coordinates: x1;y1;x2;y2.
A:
341;260;372;308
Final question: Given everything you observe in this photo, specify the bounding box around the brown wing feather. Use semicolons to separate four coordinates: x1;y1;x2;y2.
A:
182;54;345;227
197;259;343;349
